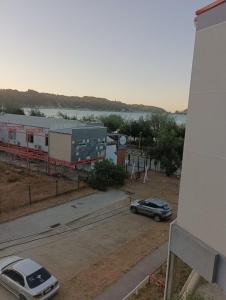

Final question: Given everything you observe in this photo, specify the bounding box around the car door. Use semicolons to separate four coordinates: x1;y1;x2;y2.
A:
1;269;25;297
136;200;147;214
138;201;152;216
144;202;156;216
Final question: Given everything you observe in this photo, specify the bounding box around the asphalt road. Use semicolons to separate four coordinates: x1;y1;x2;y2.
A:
0;189;127;300
0;189;126;244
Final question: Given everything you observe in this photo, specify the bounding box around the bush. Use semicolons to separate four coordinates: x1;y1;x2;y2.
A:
89;160;127;191
29;108;45;117
7;175;19;183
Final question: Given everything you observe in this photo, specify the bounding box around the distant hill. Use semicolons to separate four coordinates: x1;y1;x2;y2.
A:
0;89;166;113
175;108;187;114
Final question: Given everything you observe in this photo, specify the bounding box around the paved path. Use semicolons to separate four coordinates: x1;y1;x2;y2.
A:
94;242;168;300
0;189;126;244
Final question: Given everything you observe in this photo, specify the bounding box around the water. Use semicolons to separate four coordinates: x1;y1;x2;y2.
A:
23;108;187;125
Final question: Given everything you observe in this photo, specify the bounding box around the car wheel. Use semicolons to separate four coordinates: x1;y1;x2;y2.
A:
154;215;161;222
19;295;27;300
131;207;137;214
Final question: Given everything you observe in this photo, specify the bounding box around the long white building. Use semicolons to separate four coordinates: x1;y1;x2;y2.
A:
0;114;107;167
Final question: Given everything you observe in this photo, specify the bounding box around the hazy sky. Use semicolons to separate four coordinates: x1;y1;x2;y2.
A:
0;0;212;112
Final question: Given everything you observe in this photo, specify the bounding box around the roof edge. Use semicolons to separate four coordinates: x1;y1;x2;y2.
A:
196;0;225;16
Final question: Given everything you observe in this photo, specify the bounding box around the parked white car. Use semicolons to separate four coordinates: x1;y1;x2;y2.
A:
0;256;59;300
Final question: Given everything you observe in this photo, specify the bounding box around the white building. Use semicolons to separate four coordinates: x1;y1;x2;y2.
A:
0;114;107;168
165;1;226;298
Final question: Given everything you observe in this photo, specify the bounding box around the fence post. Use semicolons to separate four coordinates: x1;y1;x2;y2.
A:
28;184;31;205
77;176;80;191
56;180;58;196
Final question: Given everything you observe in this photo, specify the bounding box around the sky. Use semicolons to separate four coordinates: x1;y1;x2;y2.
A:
0;0;212;112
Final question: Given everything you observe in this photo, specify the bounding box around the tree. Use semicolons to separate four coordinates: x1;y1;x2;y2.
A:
100;114;124;132
154;122;184;176
89;160;127;190
57;112;77;120
4;106;25;115
29;108;45;117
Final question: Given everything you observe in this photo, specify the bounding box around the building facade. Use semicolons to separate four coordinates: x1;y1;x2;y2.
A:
0;114;107;167
165;1;226;298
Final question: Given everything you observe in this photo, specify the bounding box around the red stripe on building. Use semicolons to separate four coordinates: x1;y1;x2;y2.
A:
196;0;225;16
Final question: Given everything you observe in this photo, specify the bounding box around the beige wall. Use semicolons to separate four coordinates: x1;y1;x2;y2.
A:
49;132;71;162
177;21;226;256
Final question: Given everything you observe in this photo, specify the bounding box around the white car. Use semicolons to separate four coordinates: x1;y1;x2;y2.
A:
0;256;59;300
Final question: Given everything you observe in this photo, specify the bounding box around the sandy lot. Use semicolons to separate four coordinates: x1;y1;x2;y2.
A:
0;161;90;221
0;171;180;300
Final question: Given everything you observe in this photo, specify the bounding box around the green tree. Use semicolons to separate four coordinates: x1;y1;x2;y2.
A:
100;114;124;132
4;106;25;115
29;108;45;117
57;112;77;120
89;160;127;191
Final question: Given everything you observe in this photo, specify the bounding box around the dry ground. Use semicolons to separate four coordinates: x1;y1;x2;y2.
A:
0;161;92;222
129;260;191;300
53;172;180;300
0;167;180;300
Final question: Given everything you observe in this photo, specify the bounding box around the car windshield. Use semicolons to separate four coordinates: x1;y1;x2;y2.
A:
26;268;51;289
162;204;169;209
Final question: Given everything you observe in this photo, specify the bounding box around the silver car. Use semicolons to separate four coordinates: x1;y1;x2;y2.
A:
0;256;59;300
130;198;172;222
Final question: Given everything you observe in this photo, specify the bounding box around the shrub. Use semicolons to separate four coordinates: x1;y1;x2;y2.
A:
7;175;19;183
89;160;127;191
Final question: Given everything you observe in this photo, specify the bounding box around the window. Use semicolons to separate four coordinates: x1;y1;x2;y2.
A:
3;270;25;287
27;133;34;143
8;131;16;140
26;268;51;289
147;202;158;208
45;135;48;146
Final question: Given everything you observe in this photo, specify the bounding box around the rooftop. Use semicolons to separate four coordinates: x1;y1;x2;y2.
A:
145;198;169;207
52;126;106;134
196;0;225;16
0;113;84;130
13;258;41;276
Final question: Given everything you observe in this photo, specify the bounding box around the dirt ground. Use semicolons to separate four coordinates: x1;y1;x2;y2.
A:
129;259;191;300
0;161;91;222
0;168;180;300
53;172;180;300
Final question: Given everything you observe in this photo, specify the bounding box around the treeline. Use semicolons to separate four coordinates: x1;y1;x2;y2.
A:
1;106;185;176
101;113;186;176
0;89;165;113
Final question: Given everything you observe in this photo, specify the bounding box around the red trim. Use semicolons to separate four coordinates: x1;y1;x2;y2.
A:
196;0;225;16
0;142;103;169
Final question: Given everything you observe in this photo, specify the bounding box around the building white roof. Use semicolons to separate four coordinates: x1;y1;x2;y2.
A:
0;113;84;130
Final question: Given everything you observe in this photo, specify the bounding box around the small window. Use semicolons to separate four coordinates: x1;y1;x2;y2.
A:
27;133;34;143
45;135;48;146
148;202;158;208
8;131;16;140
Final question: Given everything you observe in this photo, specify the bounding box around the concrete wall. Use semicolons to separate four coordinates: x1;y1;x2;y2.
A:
177;10;226;256
49;132;71;162
106;144;117;164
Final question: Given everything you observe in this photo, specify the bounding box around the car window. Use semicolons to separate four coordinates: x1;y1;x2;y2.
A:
26;268;51;289
138;200;145;205
3;270;25;287
147;203;158;208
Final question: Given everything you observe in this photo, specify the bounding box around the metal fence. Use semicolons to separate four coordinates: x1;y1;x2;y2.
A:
126;149;181;177
0;176;88;213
